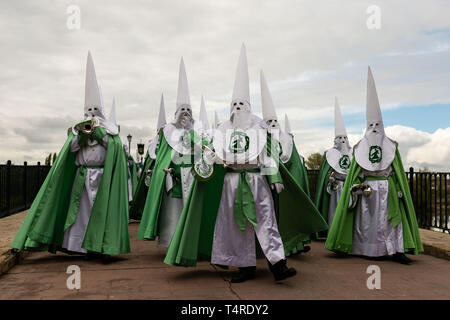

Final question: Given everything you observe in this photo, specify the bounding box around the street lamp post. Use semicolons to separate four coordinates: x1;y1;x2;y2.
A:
127;134;132;155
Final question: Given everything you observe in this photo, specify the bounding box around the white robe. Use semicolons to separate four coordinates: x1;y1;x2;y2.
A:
62;136;108;253
211;151;286;267
328;179;344;225
352;166;404;257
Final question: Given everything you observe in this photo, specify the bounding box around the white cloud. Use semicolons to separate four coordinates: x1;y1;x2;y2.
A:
0;1;449;169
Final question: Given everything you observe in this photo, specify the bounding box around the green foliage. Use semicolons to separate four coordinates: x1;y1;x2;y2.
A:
305;152;323;170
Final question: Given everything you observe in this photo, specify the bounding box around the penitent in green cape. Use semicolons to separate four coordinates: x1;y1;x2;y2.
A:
164;148;328;267
314;153;333;236
325;148;423;255
128;156;139;197
129;151;155;220
267;135;313;253
11;132;131;255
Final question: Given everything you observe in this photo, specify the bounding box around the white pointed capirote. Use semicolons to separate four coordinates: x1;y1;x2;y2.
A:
199;95;209;131
260;70;277;122
231;43;250;110
354;66;395;171
157;93;167;130
176;57;191;110
84;51;104;118
109;98;117;125
334;97;347;137
214;110;221;128
284;114;292;135
366;66;384;132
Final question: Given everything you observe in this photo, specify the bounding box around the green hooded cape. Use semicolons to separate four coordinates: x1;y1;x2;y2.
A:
164;146;328;267
314;153;333;227
11;132;131;255
128;156;138;197
129;152;154;220
324;147;423;255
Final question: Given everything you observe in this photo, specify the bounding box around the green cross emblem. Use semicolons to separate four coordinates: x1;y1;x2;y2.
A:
339;155;350;170
229;131;250;154
369;145;382;163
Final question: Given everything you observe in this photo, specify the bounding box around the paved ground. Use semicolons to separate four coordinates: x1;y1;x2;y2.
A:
0;219;449;300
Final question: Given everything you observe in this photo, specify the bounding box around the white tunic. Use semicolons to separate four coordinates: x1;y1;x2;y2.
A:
211;151;286;267
352;167;404;257
62;136;108;253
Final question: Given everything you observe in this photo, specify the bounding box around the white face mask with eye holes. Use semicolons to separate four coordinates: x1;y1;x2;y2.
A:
174;104;193;130
230;99;252;128
84;105;105;120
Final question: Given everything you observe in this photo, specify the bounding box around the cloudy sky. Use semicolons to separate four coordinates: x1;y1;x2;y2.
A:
1;1;449;170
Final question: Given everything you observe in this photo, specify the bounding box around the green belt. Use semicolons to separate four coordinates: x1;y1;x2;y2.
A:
363;175;402;227
226;168;260;232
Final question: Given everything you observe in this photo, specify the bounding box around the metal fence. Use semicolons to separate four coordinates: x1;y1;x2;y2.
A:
0;161;51;218
0;160;449;233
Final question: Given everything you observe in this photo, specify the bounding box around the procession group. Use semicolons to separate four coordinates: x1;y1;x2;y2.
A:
11;44;423;283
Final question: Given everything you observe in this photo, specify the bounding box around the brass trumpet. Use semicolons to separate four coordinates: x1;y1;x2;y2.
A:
76;117;100;135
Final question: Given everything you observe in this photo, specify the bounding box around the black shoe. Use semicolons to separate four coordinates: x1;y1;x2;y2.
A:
300;245;311;253
393;253;412;265
101;254;113;264
231;267;256;283
84;251;98;261
271;259;297;281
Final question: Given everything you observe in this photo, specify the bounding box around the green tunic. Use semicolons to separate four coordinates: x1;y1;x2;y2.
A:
325;147;423;255
11;132;131;255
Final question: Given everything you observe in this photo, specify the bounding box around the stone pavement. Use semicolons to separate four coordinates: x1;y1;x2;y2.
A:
0;212;449;300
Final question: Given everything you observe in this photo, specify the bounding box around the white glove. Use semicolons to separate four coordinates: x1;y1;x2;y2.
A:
271;182;284;194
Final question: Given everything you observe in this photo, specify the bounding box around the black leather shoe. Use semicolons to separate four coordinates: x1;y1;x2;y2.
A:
84;251;98;261
101;254;113;264
393;253;412;265
271;259;297;281
231;267;256;283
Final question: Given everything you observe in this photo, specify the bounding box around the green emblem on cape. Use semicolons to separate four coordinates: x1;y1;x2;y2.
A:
229;131;250;154
193;159;214;181
338;155;350;170
369;145;382;163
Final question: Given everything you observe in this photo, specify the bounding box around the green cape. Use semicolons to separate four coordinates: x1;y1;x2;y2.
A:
128;157;138;196
129;152;154;220
267;135;314;252
11;132;131;255
164;147;328;267
314;154;333;226
324;147;423;255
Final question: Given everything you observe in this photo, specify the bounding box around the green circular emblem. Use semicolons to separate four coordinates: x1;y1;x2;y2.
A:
228;131;250;154
338;155;350;170
193;159;214;181
369;145;382;164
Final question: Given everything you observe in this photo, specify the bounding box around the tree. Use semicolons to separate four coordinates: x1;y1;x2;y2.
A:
305;152;323;170
52;153;57;165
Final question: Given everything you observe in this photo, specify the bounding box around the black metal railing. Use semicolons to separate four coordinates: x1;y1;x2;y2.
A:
0;160;449;233
0;161;51;218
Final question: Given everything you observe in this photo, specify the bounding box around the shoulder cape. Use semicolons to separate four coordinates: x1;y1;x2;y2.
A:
164;145;328;266
129;152;154;220
314;153;333;223
324;148;423;255
12;133;130;255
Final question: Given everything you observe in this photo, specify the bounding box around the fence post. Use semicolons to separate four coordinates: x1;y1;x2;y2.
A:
6;160;11;216
23;161;28;208
409;167;414;193
37;161;41;184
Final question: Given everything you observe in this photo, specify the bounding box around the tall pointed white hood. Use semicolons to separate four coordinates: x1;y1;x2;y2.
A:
284;114;292;135
231;43;250;110
214;110;221;129
176;57;191;110
260;70;277;122
334;97;347;137
84;51;104;118
326;97;353;174
199;95;209;131
109;98;117;125
354;66;396;171
82;52;118;135
157;93;167;130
